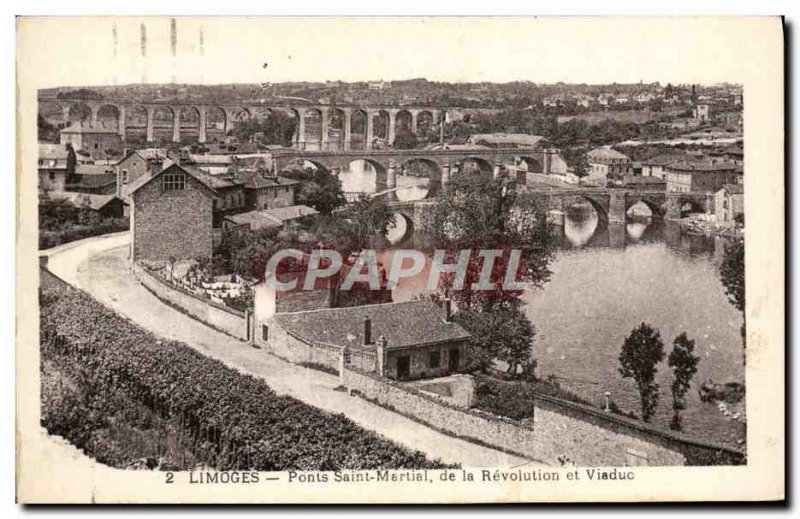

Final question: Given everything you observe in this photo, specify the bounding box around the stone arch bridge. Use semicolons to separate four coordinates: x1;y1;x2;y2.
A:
384;188;714;233
271;148;561;196
39;96;449;149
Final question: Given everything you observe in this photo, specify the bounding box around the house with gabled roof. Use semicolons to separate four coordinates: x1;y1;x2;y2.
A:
128;163;222;262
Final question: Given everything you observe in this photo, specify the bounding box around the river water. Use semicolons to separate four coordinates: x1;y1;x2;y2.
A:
341;162;746;447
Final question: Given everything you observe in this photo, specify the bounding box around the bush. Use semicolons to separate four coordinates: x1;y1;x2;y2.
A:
40;284;453;471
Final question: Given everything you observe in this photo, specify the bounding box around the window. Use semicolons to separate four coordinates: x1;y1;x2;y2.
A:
162;172;186;191
261;324;269;341
122;170;128;184
428;350;440;369
49;171;55;181
94;143;99;149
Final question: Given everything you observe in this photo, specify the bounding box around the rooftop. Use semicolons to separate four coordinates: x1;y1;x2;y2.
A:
274;300;471;351
587;147;630;162
39;143;70;161
467;133;549;148
720;183;744;195
666;161;742;173
58;193;121;211
224;205;318;230
64;173;117;190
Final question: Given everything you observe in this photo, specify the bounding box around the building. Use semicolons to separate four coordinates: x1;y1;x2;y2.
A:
257;299;471;381
223;205;318;231
244;175;299;211
715;184;744;226
587;148;632;184
58;192;125;219
621;175;667;191
115;148;170;200
641;154;682;179
128;163;221;262
59;123;123;160
64;172;117;195
665;162;742;193
38;143;74;194
693;104;711;122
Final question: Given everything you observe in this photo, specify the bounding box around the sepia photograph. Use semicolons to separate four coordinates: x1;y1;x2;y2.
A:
14;14;784;504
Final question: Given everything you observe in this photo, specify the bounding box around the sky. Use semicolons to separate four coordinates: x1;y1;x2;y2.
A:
17;16;775;88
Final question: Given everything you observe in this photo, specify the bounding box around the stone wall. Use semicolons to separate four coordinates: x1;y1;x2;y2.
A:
133;262;248;340
341;366;541;462
532;393;744;466
256;317;376;372
131;171;213;262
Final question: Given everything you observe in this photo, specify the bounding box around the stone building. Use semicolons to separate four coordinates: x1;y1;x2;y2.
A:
128;163;221;262
665;162;742;193
586;148;631;185
715;184;744;226
59;123;123;160
115;148;170;200
255;297;471;381
38;143;74;194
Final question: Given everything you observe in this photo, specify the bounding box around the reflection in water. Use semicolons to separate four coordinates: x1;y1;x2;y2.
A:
384;209;744;446
337;161;429;202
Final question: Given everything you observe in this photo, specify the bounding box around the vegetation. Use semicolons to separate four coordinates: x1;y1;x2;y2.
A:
719;239;745;354
281;166;346;215
668;333;700;431
39;197;128;250
473;375;594;421
228;112;297;147
38;114;60;143
424;174;554;377
618;323;666;423
40;284;453;471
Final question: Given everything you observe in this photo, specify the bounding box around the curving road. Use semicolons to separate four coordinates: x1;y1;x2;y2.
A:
45;232;534;468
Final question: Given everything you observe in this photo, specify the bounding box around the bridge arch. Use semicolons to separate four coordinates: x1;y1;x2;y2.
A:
398;157;442;199
416;110;434;135
516;155;544;174
124;105;149;143
96;104;121;131
205;106;227;141
625;196;665;218
385;210;415;245
457;156;494;178
372;110;390;146
350;109;368;150
302;108;323;150
38;101;66;127
560;194;610;224
178;106;202;142
67;103;93;124
327;108;346;151
151;105;175;143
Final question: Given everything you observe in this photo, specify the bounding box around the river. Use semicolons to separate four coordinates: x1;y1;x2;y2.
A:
341;162;746;447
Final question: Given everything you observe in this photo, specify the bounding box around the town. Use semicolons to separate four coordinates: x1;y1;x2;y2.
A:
38;76;746;471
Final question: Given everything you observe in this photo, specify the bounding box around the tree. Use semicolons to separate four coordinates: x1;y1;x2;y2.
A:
456;300;534;374
392;129;418;150
572;151;590;180
341;195;396;251
283;166;346;215
38;114;59;143
618;323;665;422
719;239;745;353
424;174;554;373
667;333;700;431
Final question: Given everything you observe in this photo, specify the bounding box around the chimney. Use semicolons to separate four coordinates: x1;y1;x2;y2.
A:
363;317;372;345
443;299;452;323
375;335;387;377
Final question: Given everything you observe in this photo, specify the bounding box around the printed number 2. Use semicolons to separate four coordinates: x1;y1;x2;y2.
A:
166;472;174;484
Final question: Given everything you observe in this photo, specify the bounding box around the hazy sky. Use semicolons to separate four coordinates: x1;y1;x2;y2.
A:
20;16;772;87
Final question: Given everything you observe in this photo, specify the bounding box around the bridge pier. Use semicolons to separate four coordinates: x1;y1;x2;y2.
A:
441;163;451;188
118;106;126;140
387;161;397;190
295;107;307;150
145;107;154;142
172;109;181;143
493;163;502;179
343;109;352;151
198;107;207;143
365;110;374;150
90;104;100;126
321;107;330;151
608;191;628;224
387;109;398;147
410;110;419;134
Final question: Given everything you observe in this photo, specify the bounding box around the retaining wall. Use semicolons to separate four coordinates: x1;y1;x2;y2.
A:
342;366;540;461
133;263;248;340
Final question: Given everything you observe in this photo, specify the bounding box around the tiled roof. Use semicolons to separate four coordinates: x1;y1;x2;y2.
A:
243;172;299;190
127;163;223;196
76;164;115;176
274;300;471;350
623;175;667;185
467;133;549;148
262;204;318;222
666;161;742;173
59;193;120;211
587;147;630;161
39;143;69;160
223;205;317;230
65;173;117;189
